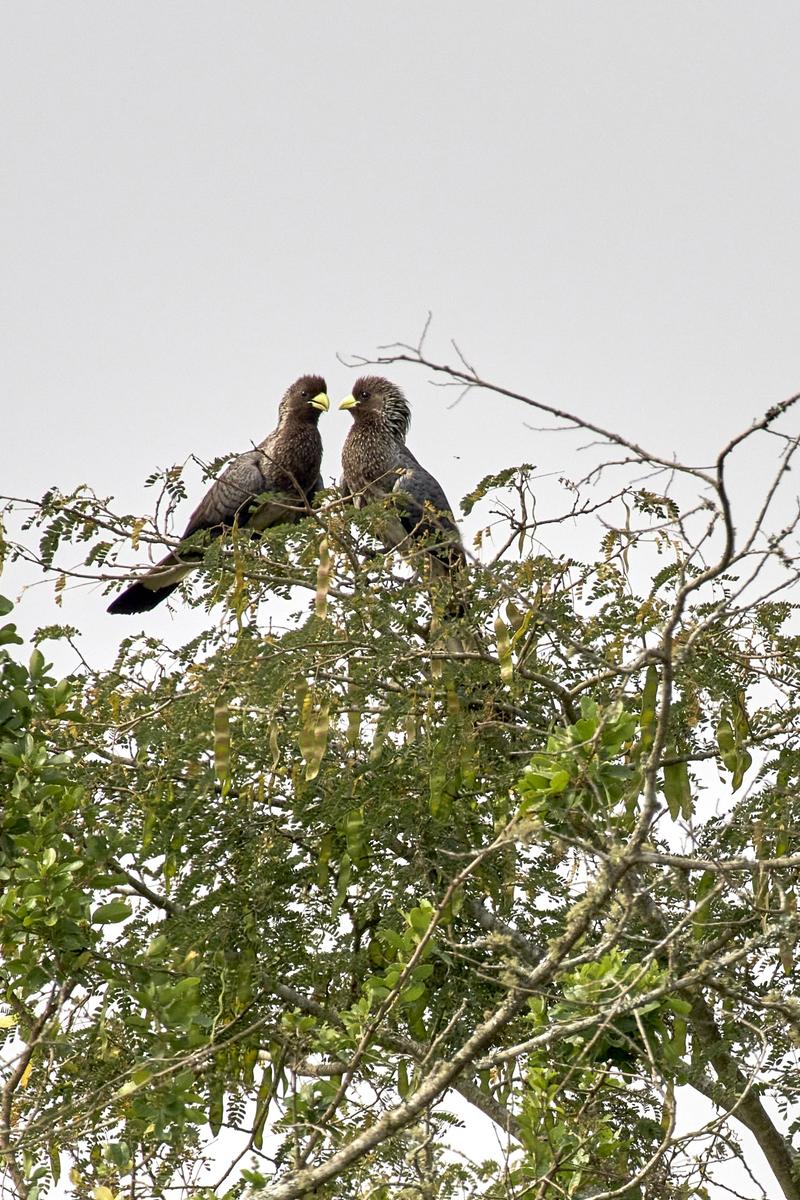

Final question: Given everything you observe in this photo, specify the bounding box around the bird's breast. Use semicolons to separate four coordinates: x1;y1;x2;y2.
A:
261;425;322;493
342;427;396;496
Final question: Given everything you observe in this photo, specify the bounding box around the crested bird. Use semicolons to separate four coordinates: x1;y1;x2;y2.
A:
339;375;466;601
107;375;329;614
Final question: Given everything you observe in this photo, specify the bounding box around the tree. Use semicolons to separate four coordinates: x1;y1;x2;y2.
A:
2;345;800;1200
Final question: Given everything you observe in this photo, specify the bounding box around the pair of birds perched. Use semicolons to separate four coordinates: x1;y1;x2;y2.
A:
107;375;466;615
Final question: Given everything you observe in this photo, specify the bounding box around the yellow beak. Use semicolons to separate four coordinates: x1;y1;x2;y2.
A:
339;394;358;410
309;392;330;412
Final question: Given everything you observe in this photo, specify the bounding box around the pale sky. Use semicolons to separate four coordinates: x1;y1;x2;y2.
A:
3;2;799;1194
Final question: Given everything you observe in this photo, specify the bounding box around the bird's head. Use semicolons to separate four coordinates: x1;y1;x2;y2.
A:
340;377;411;442
280;375;330;423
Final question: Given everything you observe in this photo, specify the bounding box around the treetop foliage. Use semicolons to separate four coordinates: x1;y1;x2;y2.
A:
2;346;800;1200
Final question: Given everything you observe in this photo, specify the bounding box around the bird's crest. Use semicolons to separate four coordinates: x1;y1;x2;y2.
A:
351;376;412;442
383;385;412;443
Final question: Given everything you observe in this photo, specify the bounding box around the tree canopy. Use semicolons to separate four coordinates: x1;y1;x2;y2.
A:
2;352;800;1200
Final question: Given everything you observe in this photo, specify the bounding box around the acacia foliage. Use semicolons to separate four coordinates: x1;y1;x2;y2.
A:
2;375;800;1200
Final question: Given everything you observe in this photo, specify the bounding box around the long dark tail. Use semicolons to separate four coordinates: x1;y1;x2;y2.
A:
107;554;193;614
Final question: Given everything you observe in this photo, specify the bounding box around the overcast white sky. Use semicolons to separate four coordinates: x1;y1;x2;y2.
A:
4;2;800;627
3;2;800;1194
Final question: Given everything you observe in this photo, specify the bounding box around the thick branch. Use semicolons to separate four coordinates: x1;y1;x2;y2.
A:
689;994;800;1200
262;989;525;1199
263;977;522;1141
631;884;800;1200
0;981;75;1200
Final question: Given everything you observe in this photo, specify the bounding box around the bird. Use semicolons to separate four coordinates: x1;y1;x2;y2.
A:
339;376;466;590
107;375;330;614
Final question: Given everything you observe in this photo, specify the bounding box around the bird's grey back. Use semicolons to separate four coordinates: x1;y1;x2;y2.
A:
181;422;322;538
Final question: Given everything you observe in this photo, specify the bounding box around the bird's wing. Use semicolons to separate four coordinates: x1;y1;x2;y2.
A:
109;407;324;614
393;446;462;549
390;446;466;572
338;471;365;509
108;452;273;615
179;450;275;538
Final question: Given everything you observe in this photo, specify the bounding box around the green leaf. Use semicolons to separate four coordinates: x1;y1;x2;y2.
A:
28;649;45;680
550;769;570;794
716;710;752;791
331;852;351;920
240;1169;266;1189
663;760;692;821
48;1144;60;1185
671;1016;687;1059
639;665;659;754
400;982;426;1004
299;691;330;781
208;1079;224;1137
314;537;333;619
214;698;230;782
494;615;514;684
318;831;333;889
730;746;752;792
692;870;716;941
345;807;367;869
408;903;433;936
253;1066;273;1152
92;899;133;925
146;934;169;958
